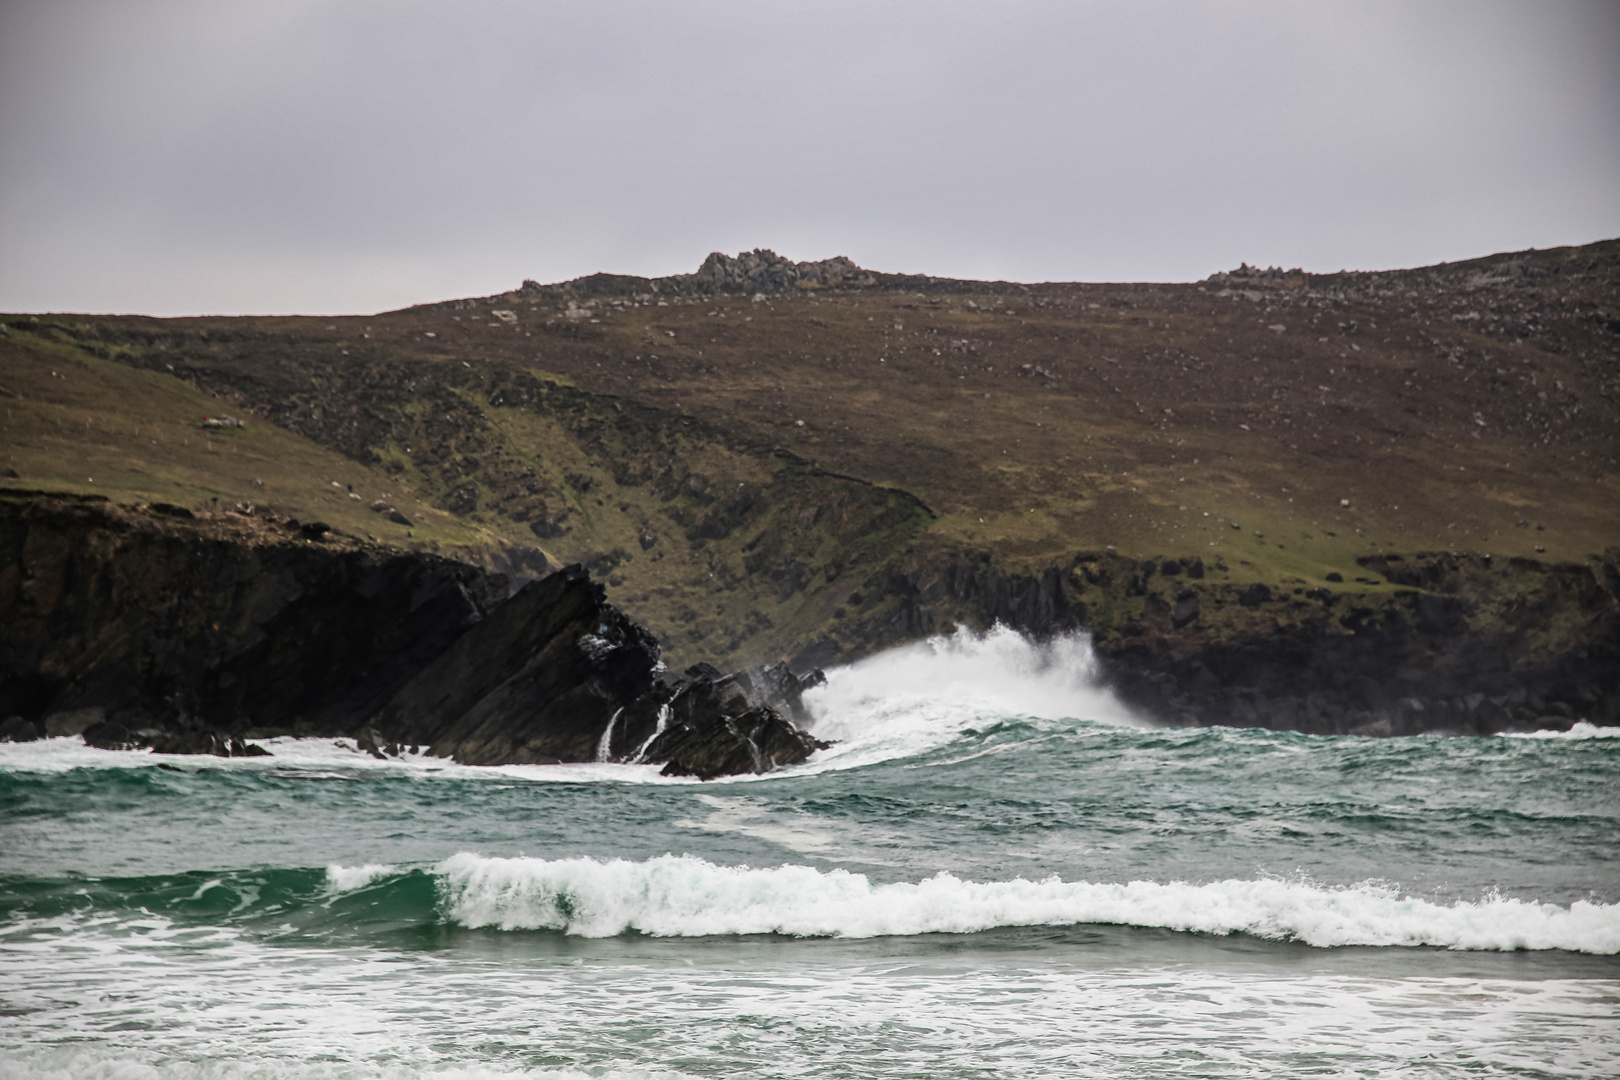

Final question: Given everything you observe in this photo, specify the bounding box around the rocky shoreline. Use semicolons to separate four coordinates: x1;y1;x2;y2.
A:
821;544;1620;736
0;493;824;777
2;492;1614;765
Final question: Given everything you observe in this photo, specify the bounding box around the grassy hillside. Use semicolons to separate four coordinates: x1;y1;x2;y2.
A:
3;240;1616;667
0;328;511;555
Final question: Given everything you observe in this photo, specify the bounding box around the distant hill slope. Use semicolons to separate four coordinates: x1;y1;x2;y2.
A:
2;240;1616;675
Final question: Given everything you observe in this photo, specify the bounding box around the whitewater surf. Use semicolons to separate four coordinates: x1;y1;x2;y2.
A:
3;625;1617;1078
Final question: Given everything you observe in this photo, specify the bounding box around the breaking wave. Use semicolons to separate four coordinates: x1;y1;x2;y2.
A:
796;624;1140;771
433;853;1620;953
0;626;1141;783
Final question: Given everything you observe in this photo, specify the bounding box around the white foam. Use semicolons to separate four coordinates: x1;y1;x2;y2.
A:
434;852;1620;953
1501;721;1620;740
0;735;690;784
0;1050;690;1080
791;624;1141;773
0;629;1134;783
325;863;399;893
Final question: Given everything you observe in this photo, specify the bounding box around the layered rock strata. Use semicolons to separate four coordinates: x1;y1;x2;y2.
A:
0;494;824;775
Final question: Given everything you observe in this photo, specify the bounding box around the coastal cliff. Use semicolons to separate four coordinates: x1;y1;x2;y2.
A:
815;543;1620;735
3;241;1616;742
0;493;822;776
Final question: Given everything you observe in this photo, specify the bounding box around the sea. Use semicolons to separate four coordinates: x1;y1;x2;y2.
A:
2;626;1617;1079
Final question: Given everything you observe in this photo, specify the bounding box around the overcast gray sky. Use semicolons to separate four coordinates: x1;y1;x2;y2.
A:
2;0;1617;316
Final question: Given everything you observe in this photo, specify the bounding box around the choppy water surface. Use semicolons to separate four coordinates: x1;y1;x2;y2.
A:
2;627;1617;1078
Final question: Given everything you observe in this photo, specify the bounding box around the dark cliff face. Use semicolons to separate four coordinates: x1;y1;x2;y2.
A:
369;566;663;764
0;493;507;745
0;494;825;776
808;545;1620;736
5;491;1612;757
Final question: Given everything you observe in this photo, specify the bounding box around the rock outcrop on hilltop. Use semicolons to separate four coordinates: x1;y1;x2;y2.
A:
0;493;825;776
520;247;876;298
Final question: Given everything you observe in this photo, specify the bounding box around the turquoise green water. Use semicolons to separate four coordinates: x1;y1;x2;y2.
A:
2;628;1617;1077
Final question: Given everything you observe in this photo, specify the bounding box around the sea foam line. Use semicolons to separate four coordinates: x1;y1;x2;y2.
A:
435;853;1620;953
1500;721;1620;740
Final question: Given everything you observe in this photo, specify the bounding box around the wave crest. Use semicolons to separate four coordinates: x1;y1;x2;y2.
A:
435;853;1620;953
326;863;399;893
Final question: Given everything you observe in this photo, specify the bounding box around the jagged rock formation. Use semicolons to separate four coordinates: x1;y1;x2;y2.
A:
0;493;825;775
685;250;871;294
521;248;875;299
608;662;828;779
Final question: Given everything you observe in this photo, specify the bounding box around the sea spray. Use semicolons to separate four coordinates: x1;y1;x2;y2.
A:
434;852;1620;952
326;863;400;893
798;624;1140;772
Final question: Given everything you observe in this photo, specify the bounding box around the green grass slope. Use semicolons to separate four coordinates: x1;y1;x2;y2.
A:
0;326;516;556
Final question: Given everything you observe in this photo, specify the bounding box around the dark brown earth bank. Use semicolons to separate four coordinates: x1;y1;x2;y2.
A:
0;493;823;777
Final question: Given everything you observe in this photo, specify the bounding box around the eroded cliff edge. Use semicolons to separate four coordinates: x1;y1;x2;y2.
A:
813;542;1620;735
3;492;1615;757
0;493;822;776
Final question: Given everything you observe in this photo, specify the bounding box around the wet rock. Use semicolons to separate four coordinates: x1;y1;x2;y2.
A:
635;666;829;780
146;729;271;757
355;726;395;759
0;715;39;742
370;566;663;765
736;661;826;725
657;705;824;780
2;496;826;779
43;707;104;737
365;565;827;777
